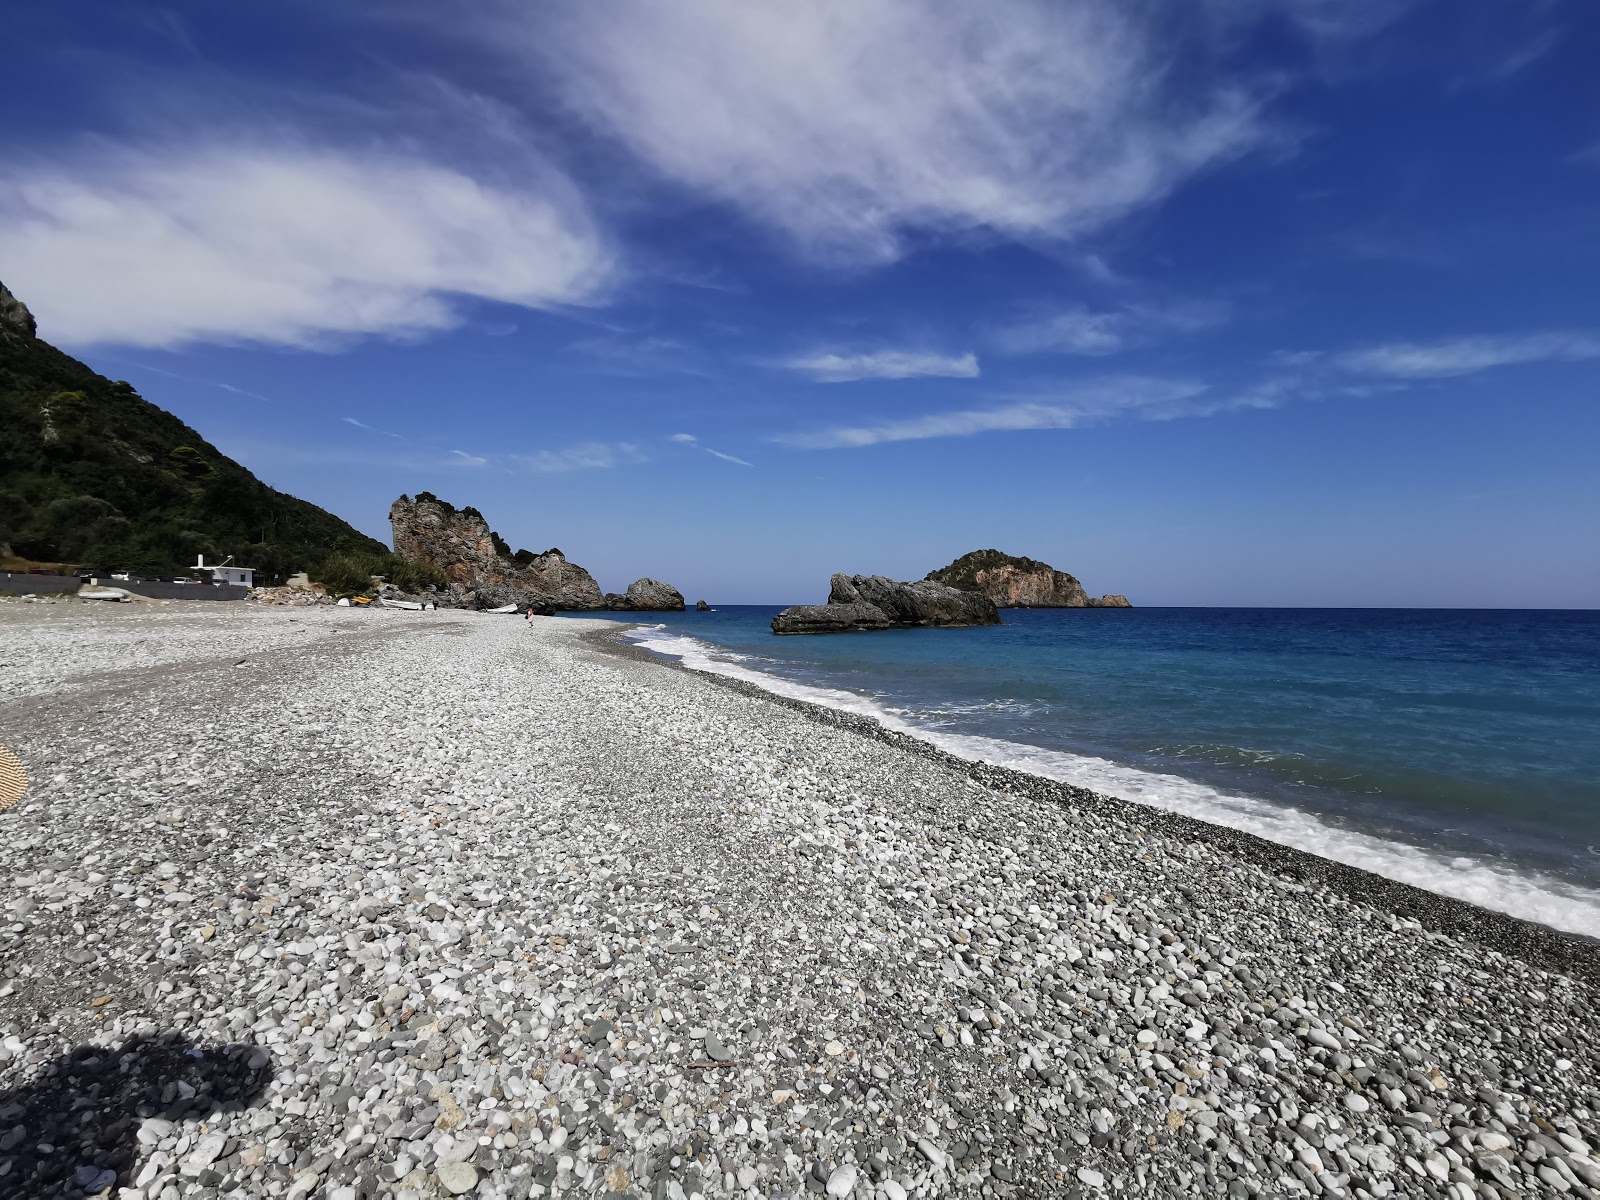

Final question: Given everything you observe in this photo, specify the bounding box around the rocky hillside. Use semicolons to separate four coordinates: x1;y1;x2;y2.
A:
927;549;1131;608
0;280;384;580
389;493;684;612
772;573;1001;634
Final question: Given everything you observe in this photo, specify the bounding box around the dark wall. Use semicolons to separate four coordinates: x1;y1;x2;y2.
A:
0;572;249;601
0;571;79;594
118;581;250;602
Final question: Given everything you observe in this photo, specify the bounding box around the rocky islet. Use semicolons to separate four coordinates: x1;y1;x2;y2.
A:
925;551;1131;610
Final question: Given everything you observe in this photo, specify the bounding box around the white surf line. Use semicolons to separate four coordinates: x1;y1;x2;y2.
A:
628;626;1600;940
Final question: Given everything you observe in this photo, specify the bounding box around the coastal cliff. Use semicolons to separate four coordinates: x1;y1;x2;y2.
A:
772;572;1001;634
389;493;606;611
927;549;1131;608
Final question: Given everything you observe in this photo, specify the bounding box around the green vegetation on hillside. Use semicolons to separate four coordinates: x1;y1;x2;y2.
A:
310;552;447;598
926;548;1054;590
0;319;385;581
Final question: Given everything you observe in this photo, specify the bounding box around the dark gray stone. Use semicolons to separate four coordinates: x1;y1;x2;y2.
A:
772;573;1000;635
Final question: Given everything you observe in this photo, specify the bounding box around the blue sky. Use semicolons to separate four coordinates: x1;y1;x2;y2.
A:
4;1;1597;606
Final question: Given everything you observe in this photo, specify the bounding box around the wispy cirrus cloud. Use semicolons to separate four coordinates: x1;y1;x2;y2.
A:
780;349;980;383
1331;331;1600;378
994;300;1229;356
568;333;708;377
0;140;614;349
493;0;1270;263
449;449;488;467
768;320;1600;452
341;414;402;439
670;432;753;467
775;377;1209;448
512;442;645;473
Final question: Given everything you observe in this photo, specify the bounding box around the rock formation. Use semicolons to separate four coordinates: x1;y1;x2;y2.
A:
0;280;36;338
605;579;686;611
389;493;605;611
695;600;710;612
772;573;1001;635
926;549;1131;608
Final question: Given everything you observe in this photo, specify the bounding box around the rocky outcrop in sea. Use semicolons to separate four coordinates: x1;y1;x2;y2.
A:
772;573;1001;635
604;579;686;612
926;548;1131;608
389;493;607;611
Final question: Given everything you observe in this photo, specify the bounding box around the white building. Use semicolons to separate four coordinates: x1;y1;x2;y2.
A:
195;555;254;588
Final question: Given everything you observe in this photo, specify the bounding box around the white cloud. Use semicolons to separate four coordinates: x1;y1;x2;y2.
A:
512;442;645;473
776;377;1208;448
450;449;488;466
343;417;373;430
997;309;1128;356
670;431;751;465
0;141;614;348
781;350;980;383
995;301;1228;356
1334;332;1600;378
504;1;1266;262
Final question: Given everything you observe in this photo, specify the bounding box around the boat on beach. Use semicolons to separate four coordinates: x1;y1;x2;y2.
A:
485;603;518;614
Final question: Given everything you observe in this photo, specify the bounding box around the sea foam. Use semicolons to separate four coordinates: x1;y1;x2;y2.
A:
628;625;1600;939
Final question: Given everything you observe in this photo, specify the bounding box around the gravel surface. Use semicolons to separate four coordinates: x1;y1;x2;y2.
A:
1;604;1597;1199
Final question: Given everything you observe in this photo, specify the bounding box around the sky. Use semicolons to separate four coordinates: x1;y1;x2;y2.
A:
3;1;1597;607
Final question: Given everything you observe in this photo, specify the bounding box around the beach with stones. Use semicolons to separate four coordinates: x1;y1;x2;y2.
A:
1;601;1597;1200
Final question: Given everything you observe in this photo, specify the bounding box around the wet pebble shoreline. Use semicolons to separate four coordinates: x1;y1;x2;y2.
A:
1;605;1596;1199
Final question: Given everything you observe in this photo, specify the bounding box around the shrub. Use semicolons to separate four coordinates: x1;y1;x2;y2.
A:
310;552;447;596
310;553;382;596
385;556;446;593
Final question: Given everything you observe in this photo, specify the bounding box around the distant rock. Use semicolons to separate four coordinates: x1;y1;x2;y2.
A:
926;549;1130;608
770;601;893;635
0;280;36;338
389;493;605;611
772;573;1000;635
695;600;710;612
605;578;686;611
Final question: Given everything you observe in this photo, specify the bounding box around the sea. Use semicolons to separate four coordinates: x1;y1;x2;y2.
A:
569;606;1600;938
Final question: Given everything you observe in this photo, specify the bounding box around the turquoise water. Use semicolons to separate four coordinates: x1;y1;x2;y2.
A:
573;606;1600;936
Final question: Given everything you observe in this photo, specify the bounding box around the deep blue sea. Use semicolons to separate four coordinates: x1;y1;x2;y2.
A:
570;607;1600;937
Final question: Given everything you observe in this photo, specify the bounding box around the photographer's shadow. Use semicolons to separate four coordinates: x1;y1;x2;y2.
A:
0;1032;273;1199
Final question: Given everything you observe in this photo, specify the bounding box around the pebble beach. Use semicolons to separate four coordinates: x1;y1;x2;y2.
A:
1;602;1597;1200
